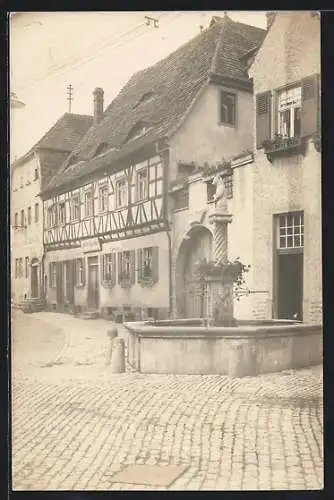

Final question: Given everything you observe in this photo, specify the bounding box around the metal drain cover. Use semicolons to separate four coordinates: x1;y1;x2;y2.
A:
110;464;189;487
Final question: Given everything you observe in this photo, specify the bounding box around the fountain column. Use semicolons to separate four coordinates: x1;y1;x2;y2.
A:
208;177;234;326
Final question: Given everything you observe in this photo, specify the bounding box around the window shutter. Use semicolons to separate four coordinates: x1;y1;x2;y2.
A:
117;252;122;284
256;91;271;149
152;246;159;283
130;250;136;284
80;258;85;286
301;73;320;137
137;249;143;283
100;254;105;283
48;263;52;287
111;253;116;286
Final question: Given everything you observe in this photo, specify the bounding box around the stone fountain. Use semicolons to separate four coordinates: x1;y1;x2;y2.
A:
124;177;322;377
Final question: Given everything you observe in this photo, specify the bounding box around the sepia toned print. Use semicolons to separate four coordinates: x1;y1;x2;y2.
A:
10;11;323;491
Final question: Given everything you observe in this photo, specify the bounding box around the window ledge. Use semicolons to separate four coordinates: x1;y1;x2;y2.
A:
139;278;155;287
119;279;133;288
173;206;189;213
219;121;235;128
101;281;115;289
75;283;85;289
263;136;306;162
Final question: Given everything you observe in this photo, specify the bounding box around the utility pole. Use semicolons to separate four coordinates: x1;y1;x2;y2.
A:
67;84;73;113
144;15;159;28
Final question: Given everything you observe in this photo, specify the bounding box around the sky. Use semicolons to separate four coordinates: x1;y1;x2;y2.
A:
10;11;267;160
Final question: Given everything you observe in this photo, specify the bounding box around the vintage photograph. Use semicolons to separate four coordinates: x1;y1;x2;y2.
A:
10;11;323;491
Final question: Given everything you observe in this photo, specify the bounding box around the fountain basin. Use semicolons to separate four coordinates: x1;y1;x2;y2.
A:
123;318;322;377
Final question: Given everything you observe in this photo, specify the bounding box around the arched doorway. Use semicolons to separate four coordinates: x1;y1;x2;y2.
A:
175;225;213;318
30;258;40;298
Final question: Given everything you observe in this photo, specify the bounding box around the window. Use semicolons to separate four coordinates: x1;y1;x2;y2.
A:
15;259;19;278
174;186;189;211
101;253;115;284
34;203;39;223
220;92;236;126
75;258;85;286
137;246;159;283
27;206;32;225
278;212;304;249
18;258;23;277
14;212;18;228
136;168;148;201
118;250;135;285
99;185;109;212
207;181;216;202
84;190;94;217
224;173;233;199
120;251;131;280
25;257;29;278
277;86;302;138
71;195;80;221
116;179;128;208
34;168;39;181
47;205;56;227
49;262;57;288
20;209;25;227
58;202;66;225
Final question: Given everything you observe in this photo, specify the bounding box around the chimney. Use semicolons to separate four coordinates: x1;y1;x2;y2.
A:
266;11;276;31
93;87;104;125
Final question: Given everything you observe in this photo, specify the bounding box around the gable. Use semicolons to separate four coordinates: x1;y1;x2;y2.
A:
251;12;320;92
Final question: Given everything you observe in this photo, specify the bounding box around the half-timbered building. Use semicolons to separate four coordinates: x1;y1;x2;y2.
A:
11;113;93;310
40;14;266;320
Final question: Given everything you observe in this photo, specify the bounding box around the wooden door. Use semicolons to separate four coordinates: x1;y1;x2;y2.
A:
87;256;99;310
31;264;39;298
64;260;75;306
184;229;212;318
56;261;64;307
277;252;303;320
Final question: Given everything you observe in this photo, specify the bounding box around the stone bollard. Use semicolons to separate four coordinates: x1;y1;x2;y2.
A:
110;338;125;373
105;327;118;366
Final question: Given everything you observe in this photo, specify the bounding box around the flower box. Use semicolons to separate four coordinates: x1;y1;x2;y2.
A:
263;135;306;162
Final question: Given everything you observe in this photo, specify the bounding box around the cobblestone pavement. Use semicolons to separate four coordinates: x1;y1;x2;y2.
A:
11;311;323;491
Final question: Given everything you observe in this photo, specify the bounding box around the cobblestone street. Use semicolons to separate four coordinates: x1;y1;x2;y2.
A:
11;311;323;491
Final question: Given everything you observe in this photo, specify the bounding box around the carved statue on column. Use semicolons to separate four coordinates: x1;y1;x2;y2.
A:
212;174;228;211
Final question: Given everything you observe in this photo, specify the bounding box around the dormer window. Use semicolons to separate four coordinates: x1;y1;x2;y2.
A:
65;154;78;169
126;122;150;142
133;91;154;109
93;142;110;157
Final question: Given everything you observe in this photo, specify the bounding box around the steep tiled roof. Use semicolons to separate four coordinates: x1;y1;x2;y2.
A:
12;113;93;167
45;15;266;194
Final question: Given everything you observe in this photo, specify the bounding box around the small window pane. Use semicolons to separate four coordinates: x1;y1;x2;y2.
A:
287;236;293;247
280;236;286;248
294;235;301;247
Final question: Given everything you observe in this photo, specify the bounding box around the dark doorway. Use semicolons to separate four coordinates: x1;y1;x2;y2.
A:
31;261;39;298
87;256;99;310
56;261;64;307
64;260;75;307
277;252;303;320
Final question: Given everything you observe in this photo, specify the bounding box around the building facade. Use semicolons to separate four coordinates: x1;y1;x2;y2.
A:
249;11;321;324
40;15;266;320
11;113;93;307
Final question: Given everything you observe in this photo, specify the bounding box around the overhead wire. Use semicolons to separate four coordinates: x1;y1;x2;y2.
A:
16;12;182;92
